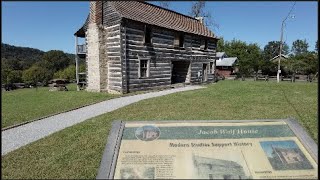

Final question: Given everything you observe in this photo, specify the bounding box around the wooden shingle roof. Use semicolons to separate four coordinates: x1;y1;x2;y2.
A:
75;1;216;39
111;1;215;38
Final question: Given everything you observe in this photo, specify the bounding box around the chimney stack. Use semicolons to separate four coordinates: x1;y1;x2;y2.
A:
89;1;103;25
195;17;204;24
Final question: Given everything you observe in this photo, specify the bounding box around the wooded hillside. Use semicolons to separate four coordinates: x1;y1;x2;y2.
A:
1;43;85;86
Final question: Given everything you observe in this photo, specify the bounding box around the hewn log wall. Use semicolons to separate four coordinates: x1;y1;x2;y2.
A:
86;2;217;93
120;19;217;93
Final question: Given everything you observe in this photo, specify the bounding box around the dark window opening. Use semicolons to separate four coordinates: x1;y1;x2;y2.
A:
179;34;184;47
174;33;184;48
144;25;152;44
204;39;208;50
200;39;208;50
140;59;149;78
210;62;214;73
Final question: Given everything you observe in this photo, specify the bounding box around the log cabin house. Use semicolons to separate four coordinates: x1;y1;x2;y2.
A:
74;1;219;94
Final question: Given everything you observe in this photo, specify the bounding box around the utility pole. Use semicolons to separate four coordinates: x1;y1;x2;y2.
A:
277;21;285;83
277;2;296;83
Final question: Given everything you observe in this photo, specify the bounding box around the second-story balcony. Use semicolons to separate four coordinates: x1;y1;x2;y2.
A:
77;44;86;54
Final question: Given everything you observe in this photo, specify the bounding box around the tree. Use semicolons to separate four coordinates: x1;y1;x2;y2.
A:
291;39;309;55
315;40;318;52
263;41;289;61
1;59;23;84
1;69;22;85
22;65;52;86
247;43;263;73
222;39;263;77
42;50;72;72
189;1;218;30
158;1;170;9
53;64;85;81
216;37;225;52
282;52;318;76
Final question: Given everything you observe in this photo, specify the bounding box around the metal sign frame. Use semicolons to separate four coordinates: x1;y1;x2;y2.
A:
96;118;318;179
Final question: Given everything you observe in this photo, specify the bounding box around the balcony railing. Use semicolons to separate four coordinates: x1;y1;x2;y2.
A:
77;44;86;54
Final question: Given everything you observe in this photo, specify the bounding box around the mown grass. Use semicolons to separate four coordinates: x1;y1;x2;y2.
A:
1;84;119;128
1;81;318;179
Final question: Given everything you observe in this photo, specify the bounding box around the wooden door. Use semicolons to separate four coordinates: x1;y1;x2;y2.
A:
202;64;208;82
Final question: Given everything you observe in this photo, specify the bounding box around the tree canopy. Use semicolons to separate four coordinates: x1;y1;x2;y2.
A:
1;43;81;86
291;39;309;55
263;41;289;61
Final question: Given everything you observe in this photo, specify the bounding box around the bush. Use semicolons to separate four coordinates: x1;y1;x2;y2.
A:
53;64;86;81
22;65;52;86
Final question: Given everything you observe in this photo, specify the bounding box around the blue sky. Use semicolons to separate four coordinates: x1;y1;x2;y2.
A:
2;1;318;54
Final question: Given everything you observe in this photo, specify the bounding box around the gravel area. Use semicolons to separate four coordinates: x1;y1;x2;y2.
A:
2;85;204;156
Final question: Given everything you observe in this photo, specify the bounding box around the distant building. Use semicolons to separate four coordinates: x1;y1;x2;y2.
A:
214;52;238;77
271;146;303;164
270;54;289;63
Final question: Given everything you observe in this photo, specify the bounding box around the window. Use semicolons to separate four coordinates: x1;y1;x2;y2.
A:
200;39;208;50
139;59;149;78
179;34;184;47
174;33;184;48
210;62;214;74
204;39;208;50
144;25;152;44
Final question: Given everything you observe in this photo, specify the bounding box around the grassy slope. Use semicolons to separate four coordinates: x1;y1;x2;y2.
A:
1;84;118;128
1;81;318;179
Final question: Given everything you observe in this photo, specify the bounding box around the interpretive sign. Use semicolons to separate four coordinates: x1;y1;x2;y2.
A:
97;119;318;179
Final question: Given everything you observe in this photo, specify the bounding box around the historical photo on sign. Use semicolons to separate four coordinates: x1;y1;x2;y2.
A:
120;166;155;179
192;151;252;179
260;140;314;171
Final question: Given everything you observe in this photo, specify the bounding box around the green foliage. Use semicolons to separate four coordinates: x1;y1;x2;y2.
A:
1;43;44;69
42;50;72;72
282;52;318;75
221;39;263;76
1;43;77;85
22;65;52;85
263;41;289;61
53;64;86;81
1;69;22;84
291;39;309;55
217;38;225;52
315;40;318;52
1;59;23;84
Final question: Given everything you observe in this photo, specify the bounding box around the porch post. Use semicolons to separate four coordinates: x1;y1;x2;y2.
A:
75;35;80;91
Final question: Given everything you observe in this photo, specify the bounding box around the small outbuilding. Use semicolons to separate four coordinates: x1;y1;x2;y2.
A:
215;52;238;77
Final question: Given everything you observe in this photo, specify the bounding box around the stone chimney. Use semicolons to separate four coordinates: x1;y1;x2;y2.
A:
195;17;204;24
89;1;103;25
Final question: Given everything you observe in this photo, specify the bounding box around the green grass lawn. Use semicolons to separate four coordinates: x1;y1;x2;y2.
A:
1;81;318;179
1;84;119;128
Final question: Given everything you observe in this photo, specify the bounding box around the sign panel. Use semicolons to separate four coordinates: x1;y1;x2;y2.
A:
97;119;318;179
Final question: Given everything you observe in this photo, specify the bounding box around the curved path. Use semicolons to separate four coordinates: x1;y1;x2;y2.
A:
2;85;204;156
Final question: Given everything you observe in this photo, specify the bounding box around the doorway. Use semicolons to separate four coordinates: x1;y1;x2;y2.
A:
171;61;190;84
202;63;208;82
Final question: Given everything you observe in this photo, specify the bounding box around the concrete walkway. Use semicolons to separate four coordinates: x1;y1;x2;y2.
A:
2;85;204;156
